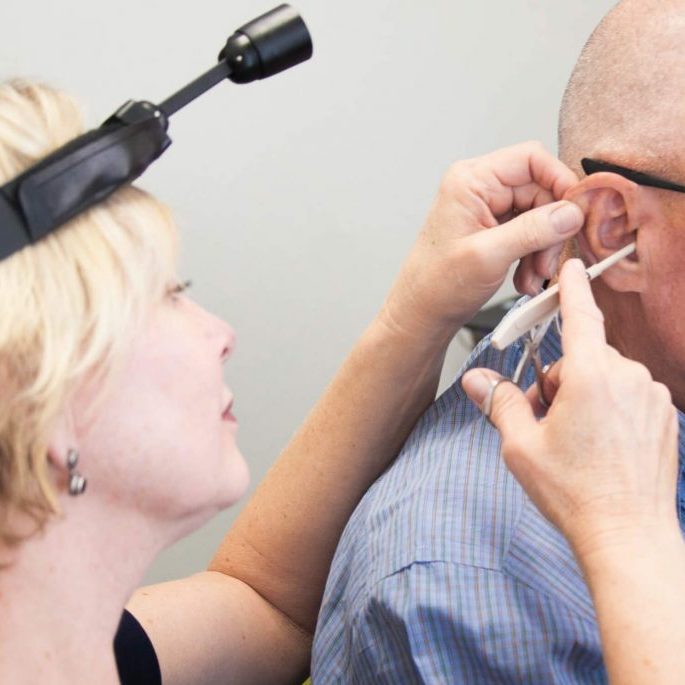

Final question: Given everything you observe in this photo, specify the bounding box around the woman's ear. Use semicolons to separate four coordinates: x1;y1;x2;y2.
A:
564;172;654;293
46;411;78;482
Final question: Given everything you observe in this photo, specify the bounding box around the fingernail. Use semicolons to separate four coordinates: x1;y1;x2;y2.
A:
545;254;560;278
551;203;584;234
565;258;586;275
461;370;494;406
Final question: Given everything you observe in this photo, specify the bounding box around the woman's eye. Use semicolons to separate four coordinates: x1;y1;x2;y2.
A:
168;279;193;298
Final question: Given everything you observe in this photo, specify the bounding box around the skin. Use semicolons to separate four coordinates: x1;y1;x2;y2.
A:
462;260;685;685
70;288;250;538
561;171;685;412
122;142;585;685
0;283;248;685
558;0;685;409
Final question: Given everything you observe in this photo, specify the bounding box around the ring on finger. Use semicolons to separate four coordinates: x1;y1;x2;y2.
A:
483;378;516;423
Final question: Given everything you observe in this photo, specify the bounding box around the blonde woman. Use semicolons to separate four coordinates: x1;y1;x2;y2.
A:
0;80;586;685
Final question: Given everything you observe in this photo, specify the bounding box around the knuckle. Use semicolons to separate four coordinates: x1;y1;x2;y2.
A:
653;382;673;405
514;139;548;159
526;139;547;152
501;435;521;460
628;359;653;384
489;382;519;423
575;301;605;326
570;363;598;388
605;356;655;394
515;214;543;253
440;161;469;194
456;238;489;272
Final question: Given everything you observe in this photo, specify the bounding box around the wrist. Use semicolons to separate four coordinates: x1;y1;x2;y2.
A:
376;294;462;353
365;310;453;369
569;515;683;574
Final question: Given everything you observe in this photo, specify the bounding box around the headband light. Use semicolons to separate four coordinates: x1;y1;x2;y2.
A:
0;4;313;262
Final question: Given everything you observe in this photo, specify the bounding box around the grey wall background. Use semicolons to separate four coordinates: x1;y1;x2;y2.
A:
1;0;615;583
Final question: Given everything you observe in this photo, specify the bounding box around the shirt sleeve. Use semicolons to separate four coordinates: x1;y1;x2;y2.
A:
114;609;162;685
348;562;607;685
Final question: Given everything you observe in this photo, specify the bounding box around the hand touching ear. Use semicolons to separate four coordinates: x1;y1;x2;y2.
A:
562;171;653;293
381;142;584;343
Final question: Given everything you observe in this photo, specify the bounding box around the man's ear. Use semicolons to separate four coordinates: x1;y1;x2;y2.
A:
564;172;654;293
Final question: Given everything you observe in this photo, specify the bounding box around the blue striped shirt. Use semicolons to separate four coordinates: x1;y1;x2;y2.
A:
313;323;685;684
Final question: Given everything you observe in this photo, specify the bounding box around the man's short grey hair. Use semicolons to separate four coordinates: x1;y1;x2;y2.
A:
559;0;685;177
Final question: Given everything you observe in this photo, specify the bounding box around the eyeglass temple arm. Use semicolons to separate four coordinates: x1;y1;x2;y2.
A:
581;158;685;194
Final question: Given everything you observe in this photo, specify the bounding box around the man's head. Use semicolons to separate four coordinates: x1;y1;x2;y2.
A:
560;0;685;176
558;0;685;407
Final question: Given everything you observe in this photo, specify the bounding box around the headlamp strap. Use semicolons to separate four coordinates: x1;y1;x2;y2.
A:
0;107;169;260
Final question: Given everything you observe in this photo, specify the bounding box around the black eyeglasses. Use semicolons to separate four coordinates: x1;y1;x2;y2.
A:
581;158;685;194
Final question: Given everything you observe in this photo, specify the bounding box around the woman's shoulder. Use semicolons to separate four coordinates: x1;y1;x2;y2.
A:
114;610;162;685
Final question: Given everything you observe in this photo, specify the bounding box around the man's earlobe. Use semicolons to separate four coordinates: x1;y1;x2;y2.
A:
563;172;647;292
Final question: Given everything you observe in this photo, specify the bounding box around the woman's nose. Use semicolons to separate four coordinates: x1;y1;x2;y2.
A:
219;321;236;362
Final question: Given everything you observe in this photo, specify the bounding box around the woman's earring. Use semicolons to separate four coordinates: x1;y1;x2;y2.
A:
67;449;87;496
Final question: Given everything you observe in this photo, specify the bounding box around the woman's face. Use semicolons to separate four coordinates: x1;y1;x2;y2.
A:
72;285;249;540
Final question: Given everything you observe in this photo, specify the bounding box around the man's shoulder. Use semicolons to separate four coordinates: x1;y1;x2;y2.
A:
353;334;526;572
314;551;603;684
314;329;601;683
330;327;591;608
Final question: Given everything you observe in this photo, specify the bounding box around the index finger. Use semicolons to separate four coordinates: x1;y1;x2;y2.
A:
558;258;607;363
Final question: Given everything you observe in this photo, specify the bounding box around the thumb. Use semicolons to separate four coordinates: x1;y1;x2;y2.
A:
490;201;584;264
462;369;539;438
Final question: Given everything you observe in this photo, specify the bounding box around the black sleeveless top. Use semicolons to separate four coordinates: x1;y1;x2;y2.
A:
114;610;162;685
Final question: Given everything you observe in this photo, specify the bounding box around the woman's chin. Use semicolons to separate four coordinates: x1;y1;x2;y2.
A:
217;447;251;509
165;454;251;545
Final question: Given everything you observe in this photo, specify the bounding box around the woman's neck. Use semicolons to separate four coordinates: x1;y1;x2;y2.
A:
0;501;163;685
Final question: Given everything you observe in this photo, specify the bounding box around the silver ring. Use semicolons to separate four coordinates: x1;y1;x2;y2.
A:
483;378;515;422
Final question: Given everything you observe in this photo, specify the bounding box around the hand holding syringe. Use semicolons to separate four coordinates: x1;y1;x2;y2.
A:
491;242;637;352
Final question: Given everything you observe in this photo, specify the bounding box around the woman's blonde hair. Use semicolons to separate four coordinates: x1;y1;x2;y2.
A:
0;80;179;545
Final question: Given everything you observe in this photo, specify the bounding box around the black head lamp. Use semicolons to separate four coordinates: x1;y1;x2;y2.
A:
0;4;313;262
